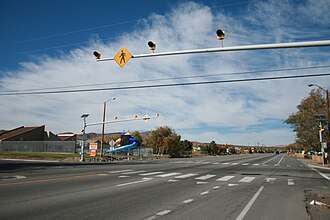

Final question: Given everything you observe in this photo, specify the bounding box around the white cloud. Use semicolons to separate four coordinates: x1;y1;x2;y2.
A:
0;1;329;146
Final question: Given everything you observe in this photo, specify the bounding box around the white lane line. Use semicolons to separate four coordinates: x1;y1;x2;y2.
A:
175;173;198;179
109;170;133;174
275;155;285;166
213;186;220;189
116;178;153;187
262;154;281;165
239;177;255;183
310;167;330;181
156;173;181;178
201;162;211;164
97;174;108;176
212;162;220;165
253;163;259;166
228;183;239;187
232;163;239;165
216;175;235;182
183;199;194;204
288;179;294;186
122;170;146;174
156;210;171;216
236;186;264;220
200;191;209;195
222;162;230;165
195;174;216;180
242;163;249;166
140;172;164;176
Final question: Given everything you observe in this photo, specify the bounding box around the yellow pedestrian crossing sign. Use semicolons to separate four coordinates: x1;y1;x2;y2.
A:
114;47;132;68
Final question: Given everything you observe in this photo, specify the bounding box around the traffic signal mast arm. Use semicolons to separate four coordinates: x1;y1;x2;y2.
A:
86;114;159;127
96;40;330;62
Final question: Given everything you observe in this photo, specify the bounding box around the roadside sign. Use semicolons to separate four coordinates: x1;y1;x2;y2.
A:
114;47;132;68
89;143;98;150
321;142;327;149
109;140;115;147
90;149;97;156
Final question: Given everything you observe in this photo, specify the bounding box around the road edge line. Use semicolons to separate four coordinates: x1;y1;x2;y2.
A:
235;186;264;220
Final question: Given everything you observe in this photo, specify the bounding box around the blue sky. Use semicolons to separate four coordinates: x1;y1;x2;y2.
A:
0;0;329;146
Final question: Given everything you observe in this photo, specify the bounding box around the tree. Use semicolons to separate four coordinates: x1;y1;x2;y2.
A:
144;126;181;156
202;141;217;155
132;131;143;146
285;90;327;151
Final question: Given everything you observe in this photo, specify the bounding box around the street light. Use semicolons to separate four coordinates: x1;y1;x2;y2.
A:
81;114;89;162
308;84;329;164
100;97;116;158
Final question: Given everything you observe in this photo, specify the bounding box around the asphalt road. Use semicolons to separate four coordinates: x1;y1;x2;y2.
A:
0;154;329;220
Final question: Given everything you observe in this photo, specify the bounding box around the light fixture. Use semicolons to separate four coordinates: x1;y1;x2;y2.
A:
93;51;101;59
216;29;226;40
147;41;156;51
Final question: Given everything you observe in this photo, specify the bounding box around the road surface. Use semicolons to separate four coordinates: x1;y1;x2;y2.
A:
0;154;329;220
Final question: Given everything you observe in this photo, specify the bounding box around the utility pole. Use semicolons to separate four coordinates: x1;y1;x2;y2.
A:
80;114;89;162
100;98;116;159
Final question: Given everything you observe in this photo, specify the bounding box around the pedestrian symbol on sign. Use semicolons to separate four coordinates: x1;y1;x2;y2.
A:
114;47;132;68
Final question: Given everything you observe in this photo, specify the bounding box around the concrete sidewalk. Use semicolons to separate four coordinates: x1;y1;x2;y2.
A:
298;157;330;170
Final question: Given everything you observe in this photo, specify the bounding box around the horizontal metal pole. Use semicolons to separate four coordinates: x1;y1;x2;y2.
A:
97;40;330;62
86;115;159;127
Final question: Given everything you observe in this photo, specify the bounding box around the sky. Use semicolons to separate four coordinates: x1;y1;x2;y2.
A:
0;0;330;146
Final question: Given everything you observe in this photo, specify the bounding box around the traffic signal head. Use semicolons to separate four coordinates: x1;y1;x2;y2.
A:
147;41;156;51
93;51;101;59
216;29;226;40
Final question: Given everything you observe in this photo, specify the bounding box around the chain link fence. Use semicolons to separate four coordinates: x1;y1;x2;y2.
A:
0;141;76;153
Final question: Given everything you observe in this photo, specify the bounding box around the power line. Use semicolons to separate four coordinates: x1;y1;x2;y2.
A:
3;19;139;46
2;65;330;93
0;72;329;96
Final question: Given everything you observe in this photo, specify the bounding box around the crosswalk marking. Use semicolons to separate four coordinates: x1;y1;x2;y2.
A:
195;174;216;180
140;172;164;176
200;191;209;195
288;179;294;185
216;176;235;182
122;170;146;175
167;179;179;182
239;177;255;183
265;178;276;183
183;199;194;204
109;170;133;174
156;173;181;178
175;173;198;179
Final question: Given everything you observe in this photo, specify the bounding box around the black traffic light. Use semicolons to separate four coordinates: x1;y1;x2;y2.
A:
216;29;226;40
147;41;156;51
93;51;101;59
